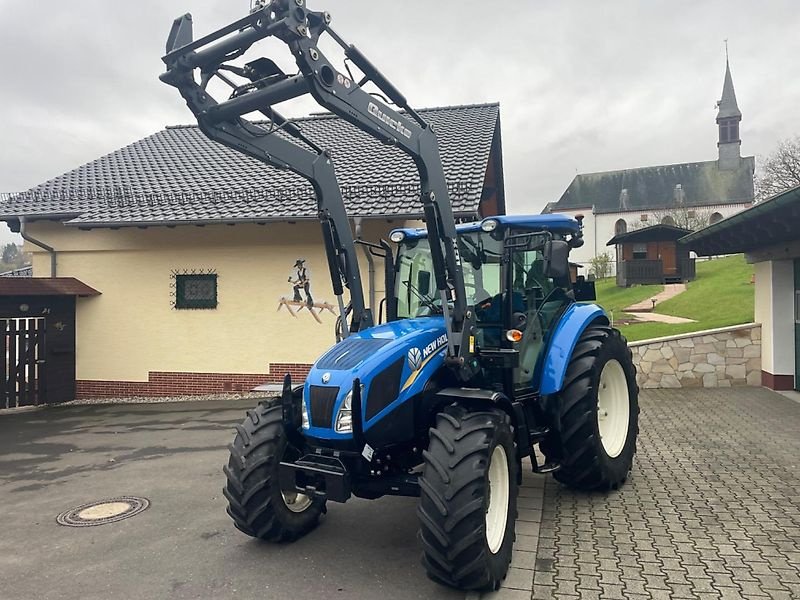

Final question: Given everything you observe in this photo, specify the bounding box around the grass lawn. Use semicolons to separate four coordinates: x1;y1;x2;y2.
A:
593;278;663;318
598;255;755;342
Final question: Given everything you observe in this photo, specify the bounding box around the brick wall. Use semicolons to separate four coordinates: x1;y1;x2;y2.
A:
75;363;312;399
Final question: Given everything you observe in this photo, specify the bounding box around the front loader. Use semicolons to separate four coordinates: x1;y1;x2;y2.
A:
160;1;639;591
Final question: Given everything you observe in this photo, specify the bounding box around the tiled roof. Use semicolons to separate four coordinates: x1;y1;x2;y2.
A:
549;157;755;215
2;103;500;227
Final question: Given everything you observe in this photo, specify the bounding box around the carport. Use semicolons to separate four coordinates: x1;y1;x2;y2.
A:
682;184;800;391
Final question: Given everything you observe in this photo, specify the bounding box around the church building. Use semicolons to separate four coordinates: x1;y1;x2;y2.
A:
545;59;755;274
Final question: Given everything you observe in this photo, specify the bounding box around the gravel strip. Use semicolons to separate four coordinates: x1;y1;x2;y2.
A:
62;392;271;406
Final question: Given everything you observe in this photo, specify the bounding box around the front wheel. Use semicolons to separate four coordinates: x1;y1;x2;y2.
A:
223;399;326;542
418;405;518;591
543;323;639;491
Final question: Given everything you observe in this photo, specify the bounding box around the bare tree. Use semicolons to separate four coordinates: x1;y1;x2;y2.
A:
755;135;800;202
649;206;712;231
627;206;712;232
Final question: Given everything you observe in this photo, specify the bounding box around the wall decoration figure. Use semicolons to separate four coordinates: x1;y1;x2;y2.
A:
290;259;313;307
278;259;336;324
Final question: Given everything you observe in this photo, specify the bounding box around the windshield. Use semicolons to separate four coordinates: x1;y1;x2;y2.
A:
395;231;505;319
394;228;568;389
394;229;560;340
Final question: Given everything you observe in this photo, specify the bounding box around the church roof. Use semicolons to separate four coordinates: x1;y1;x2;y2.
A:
717;59;742;120
549;157;755;215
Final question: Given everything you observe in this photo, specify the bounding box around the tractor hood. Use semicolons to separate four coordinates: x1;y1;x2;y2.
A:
303;317;447;440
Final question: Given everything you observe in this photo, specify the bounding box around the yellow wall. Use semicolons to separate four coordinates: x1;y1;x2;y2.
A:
26;220;404;381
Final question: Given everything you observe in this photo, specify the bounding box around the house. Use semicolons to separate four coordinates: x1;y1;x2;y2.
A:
544;58;754;274
0;103;504;402
682;185;800;391
607;224;695;287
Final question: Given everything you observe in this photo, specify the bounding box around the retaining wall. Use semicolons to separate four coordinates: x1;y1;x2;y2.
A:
630;323;761;389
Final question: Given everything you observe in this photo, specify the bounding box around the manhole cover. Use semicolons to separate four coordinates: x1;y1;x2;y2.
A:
56;496;150;527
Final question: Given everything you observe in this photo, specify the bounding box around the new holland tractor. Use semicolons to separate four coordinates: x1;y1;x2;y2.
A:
160;1;639;591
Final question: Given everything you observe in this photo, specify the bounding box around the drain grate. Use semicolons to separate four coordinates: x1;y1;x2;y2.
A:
56;496;150;527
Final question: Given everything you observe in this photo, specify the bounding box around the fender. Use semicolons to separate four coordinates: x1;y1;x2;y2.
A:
435;388;531;459
539;303;609;395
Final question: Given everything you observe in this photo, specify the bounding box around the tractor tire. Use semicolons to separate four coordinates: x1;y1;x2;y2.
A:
543;323;639;491
418;404;518;591
223;398;325;542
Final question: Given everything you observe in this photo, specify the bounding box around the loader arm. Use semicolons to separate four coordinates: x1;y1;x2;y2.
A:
160;9;370;337
160;0;478;378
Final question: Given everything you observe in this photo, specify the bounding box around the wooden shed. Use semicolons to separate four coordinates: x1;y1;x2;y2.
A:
607;224;695;287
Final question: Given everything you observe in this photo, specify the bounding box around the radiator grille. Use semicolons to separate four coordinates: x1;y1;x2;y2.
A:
309;385;339;428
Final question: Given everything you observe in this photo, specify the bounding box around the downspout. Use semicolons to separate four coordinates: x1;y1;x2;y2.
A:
354;217;376;313
19;216;56;277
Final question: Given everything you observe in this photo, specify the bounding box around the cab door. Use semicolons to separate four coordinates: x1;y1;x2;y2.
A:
508;246;568;389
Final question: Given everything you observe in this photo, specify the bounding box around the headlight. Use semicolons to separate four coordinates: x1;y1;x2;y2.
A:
390;230;406;243
334;385;364;433
481;219;499;232
301;395;310;430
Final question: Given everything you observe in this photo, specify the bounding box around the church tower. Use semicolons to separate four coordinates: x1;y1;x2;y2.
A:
716;54;742;170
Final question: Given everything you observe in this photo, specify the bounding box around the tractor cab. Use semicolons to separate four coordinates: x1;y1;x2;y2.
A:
390;214;590;390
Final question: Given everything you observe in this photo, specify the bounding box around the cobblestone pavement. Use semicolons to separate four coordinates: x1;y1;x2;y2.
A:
485;387;800;600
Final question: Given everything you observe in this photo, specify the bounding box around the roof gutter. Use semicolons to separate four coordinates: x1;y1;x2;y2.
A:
19;216;56;277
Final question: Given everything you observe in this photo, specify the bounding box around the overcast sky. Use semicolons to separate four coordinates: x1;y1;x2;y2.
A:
1;0;799;245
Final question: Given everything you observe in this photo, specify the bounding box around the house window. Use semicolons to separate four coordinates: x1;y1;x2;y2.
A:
640;214;648;222
175;274;218;309
661;215;676;226
632;243;648;260
615;219;627;235
709;212;724;224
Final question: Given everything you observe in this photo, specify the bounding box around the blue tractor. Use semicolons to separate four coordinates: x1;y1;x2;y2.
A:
161;1;639;591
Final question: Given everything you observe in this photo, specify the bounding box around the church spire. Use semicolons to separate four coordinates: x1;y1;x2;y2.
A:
717;57;741;120
716;47;742;170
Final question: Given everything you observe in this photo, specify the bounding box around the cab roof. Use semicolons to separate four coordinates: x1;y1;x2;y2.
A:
391;214;581;241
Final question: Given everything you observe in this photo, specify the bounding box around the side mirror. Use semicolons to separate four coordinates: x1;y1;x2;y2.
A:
543;240;570;280
417;270;431;296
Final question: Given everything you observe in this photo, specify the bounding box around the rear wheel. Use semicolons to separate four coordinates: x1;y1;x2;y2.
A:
223;399;325;542
543;323;639;491
418;405;518;591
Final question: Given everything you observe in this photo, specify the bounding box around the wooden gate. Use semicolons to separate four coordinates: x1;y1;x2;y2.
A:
1;317;46;408
0;279;98;408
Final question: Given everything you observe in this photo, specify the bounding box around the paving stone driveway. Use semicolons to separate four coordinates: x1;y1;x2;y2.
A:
488;387;800;600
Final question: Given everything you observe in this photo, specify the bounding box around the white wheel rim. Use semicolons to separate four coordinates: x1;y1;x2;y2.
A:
485;445;510;554
282;490;313;513
597;359;630;458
